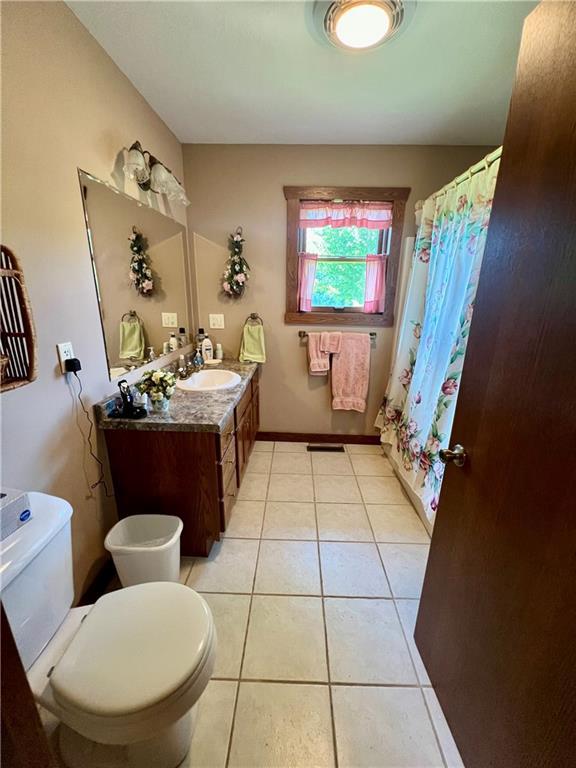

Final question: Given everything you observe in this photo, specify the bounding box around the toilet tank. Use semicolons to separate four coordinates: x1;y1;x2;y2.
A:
0;491;74;670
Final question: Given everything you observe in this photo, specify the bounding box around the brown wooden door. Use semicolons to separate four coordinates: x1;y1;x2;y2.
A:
415;4;576;767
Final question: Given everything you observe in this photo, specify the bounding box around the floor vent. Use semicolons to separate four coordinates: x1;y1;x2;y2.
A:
306;443;345;452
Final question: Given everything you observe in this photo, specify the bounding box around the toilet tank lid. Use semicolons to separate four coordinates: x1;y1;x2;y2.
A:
50;583;213;718
0;492;73;591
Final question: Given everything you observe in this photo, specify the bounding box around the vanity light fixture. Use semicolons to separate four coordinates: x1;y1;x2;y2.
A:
123;141;190;206
324;0;404;50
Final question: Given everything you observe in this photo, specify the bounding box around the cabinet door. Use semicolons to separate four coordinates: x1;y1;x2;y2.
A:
251;386;260;446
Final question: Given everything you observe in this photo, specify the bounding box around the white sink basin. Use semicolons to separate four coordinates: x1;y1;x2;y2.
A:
176;369;241;392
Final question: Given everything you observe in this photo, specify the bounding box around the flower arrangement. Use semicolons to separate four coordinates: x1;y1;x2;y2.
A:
129;226;154;296
136;368;176;411
222;226;250;297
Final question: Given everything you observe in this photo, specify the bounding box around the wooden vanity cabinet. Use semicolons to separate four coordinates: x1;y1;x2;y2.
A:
235;366;260;485
103;366;260;556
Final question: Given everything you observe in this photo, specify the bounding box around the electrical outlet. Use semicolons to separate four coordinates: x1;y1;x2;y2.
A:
209;314;225;329
57;342;74;374
162;312;178;328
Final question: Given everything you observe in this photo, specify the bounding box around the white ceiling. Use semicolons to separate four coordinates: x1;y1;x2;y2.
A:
68;1;534;145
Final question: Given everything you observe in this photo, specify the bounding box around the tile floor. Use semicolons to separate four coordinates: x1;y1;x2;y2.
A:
179;441;465;768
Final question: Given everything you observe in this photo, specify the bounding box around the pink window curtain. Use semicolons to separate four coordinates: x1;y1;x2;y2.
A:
299;201;393;230
298;253;318;312
364;254;386;313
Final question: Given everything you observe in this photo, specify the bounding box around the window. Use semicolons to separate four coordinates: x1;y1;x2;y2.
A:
284;186;410;326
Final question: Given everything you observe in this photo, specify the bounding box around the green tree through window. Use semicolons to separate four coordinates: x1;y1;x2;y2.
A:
304;226;380;308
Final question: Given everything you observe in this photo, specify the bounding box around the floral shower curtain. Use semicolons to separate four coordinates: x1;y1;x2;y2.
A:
376;150;501;525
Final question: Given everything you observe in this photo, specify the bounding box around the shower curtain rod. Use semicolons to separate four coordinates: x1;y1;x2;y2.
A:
416;147;503;208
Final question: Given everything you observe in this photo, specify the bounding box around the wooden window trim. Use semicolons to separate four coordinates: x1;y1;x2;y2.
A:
284;185;410;327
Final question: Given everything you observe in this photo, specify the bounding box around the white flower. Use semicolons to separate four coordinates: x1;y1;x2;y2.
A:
152;370;164;384
165;386;175;397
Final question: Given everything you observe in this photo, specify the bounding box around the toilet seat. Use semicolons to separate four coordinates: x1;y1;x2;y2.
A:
44;583;216;745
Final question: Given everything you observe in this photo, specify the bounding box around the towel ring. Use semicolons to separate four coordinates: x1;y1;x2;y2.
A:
244;312;263;326
121;310;141;322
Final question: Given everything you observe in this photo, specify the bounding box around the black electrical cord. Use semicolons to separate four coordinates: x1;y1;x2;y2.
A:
72;371;113;498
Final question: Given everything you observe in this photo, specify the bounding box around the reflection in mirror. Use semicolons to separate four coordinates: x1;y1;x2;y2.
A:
79;170;191;381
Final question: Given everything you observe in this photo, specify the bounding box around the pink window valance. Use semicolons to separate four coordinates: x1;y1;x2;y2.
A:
299;200;393;230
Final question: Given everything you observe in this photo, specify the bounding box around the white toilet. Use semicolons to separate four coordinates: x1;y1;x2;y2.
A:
0;492;216;768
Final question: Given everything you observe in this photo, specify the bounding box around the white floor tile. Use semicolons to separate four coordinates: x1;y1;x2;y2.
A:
423;688;465;767
187;539;259;593
332;686;444;767
350;454;395;476
358;475;408;504
379;543;430;598
311;452;353;475
262;501;317;540
314;474;361;503
325;598;417;684
320;542;390;597
243;595;328;681
183;680;237;768
253;440;274;452
316;503;373;542
274;441;308;452
271;451;312;475
395;599;432;685
200;593;251;678
255;540;321;595
223;500;265;539
366;504;430;543
180;557;194;584
237;473;269;501
267;473;314;502
229;682;334;768
246;452;273;473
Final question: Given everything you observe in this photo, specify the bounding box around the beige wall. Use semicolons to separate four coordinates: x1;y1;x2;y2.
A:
183;144;491;435
1;1;187;597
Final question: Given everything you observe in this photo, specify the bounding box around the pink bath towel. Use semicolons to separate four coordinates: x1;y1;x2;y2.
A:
307;332;329;375
331;333;371;412
320;331;342;354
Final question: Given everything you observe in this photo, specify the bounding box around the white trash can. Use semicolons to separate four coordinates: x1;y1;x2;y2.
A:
104;514;183;587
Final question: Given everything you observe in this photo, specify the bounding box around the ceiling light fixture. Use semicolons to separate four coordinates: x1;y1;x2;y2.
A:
123;141;190;206
324;0;404;50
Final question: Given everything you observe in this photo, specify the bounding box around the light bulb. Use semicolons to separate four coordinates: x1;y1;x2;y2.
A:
335;3;391;49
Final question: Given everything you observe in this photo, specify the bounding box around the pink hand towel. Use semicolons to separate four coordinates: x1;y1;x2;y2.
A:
320;331;342;354
331;333;371;412
307;332;329;375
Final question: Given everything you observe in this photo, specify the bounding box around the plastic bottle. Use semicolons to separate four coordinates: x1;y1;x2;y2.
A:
169;332;178;352
201;334;214;361
215;343;223;361
196;327;206;347
178;327;188;347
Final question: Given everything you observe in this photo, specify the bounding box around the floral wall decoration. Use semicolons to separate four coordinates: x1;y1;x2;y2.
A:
221;226;250;297
129;226;154;296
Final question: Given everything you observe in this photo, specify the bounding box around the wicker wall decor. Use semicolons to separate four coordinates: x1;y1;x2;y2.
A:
1;245;38;392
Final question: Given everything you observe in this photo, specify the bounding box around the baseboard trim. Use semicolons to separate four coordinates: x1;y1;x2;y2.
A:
256;432;380;445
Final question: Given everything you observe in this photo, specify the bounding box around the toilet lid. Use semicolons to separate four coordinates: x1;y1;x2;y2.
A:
50;582;213;718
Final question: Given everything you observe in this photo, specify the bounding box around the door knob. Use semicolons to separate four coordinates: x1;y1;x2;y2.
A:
439;444;467;468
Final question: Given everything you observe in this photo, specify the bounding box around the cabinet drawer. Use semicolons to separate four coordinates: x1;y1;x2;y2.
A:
235;384;253;424
219;439;237;496
219;410;235;458
220;472;237;531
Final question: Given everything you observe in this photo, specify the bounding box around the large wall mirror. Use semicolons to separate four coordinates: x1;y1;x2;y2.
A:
79;170;192;381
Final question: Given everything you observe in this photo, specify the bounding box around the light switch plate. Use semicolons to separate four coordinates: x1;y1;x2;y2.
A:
162;312;178;328
209;313;225;329
56;342;74;374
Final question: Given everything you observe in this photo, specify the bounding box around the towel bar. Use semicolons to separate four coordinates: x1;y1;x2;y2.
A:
298;330;376;343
